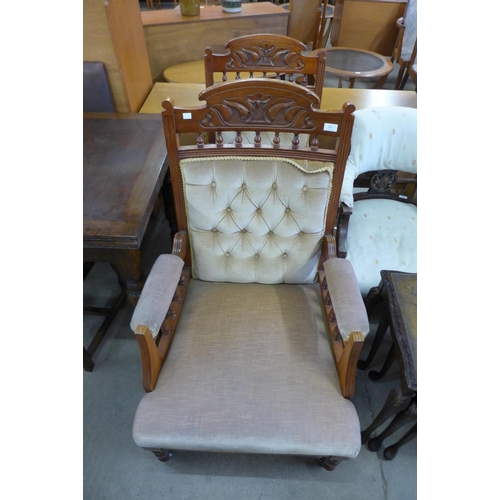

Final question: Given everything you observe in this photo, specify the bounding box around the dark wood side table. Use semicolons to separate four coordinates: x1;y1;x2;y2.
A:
83;113;167;305
360;271;417;460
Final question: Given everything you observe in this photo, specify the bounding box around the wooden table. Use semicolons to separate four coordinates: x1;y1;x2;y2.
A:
139;82;417;114
311;47;393;89
360;271;417;460
83;113;167;305
163;61;258;85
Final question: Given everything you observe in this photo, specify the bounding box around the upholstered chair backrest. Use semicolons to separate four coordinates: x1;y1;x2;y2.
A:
340;106;417;208
161;78;355;284
181;156;334;284
401;0;417;62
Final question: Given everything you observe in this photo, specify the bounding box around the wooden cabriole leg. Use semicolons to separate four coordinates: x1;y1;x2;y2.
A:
364;284;384;318
383;424;417;460
361;385;413;445
358;308;389;370
84;347;94;372
367;396;417;452
368;343;395;381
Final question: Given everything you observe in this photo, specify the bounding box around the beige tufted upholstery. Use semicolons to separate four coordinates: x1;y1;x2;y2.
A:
182;156;334;284
338;106;417;296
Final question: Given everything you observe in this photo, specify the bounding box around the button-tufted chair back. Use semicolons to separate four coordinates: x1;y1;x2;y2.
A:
161;78;356;284
182;156;333;283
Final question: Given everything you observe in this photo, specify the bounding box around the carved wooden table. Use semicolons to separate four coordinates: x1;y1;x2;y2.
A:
360;271;417;460
83;113;167;305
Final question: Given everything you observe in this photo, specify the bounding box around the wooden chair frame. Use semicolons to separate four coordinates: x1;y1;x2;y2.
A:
133;79;365;400
204;34;327;100
399;39;417;91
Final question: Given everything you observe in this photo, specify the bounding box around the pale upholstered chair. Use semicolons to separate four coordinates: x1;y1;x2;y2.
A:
399;39;417;91
129;78;370;471
337;106;417;297
393;0;417;89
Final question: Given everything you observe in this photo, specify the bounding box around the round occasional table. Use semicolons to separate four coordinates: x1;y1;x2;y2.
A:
310;47;393;89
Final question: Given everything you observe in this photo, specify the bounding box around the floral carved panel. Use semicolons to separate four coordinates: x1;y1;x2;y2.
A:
226;43;306;71
201;91;316;130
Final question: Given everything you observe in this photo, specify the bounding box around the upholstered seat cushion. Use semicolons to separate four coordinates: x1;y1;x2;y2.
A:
346;199;417;295
133;279;361;458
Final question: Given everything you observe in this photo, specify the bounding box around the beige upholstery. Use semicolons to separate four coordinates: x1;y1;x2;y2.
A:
133;279;362;458
181;157;334;284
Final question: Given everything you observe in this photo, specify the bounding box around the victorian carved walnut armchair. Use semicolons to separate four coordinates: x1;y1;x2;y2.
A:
130;79;369;471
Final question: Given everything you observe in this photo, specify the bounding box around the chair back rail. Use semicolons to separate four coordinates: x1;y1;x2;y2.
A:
204;34;326;99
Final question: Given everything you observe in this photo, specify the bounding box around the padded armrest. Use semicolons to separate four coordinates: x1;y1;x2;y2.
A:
130;255;184;338
324;258;369;341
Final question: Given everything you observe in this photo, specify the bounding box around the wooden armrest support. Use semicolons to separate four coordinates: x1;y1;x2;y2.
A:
172;231;188;260
319;258;367;399
135;325;164;393
336;202;352;259
337;331;364;399
323;234;337;260
131;247;190;392
319;234;336;270
135;266;191;392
